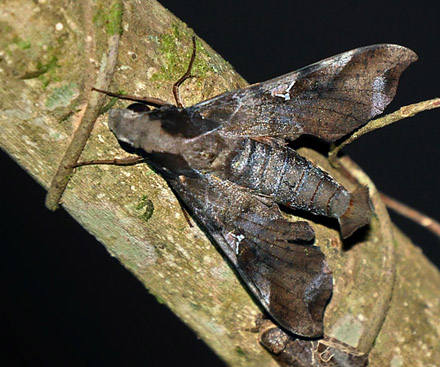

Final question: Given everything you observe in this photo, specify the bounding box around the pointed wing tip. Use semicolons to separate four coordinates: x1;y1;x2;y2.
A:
363;44;418;62
402;47;418;63
383;43;417;56
390;44;418;66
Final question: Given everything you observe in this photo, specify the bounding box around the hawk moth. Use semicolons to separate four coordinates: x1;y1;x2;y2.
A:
104;43;416;338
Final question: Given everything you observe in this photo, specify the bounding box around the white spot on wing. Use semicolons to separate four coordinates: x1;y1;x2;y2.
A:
225;231;245;255
371;75;388;116
335;51;354;67
372;75;386;92
319;49;354;69
271;80;296;101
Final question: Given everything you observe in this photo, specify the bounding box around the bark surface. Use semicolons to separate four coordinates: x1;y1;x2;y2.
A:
0;1;438;365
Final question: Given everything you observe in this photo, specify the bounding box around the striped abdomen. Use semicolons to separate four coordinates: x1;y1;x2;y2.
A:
227;139;350;219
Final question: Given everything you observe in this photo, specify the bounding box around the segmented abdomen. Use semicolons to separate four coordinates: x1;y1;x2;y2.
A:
227;139;350;219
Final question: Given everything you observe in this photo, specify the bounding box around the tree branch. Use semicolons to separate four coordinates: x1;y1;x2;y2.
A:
329;98;440;165
1;1;439;366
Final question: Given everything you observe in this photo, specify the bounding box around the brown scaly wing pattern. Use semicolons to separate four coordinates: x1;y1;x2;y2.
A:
168;173;333;337
190;44;417;142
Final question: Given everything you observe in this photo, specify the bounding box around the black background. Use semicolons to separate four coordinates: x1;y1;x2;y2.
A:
2;1;439;366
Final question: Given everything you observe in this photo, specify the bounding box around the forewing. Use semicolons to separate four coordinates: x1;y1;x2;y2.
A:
168;173;333;337
190;44;417;142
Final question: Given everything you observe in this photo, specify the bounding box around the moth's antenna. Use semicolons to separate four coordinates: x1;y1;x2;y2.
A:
92;88;172;108
173;36;197;108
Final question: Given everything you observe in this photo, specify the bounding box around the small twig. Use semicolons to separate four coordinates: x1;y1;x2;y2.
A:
381;192;440;238
45;33;121;211
74;156;145;167
329;98;440;166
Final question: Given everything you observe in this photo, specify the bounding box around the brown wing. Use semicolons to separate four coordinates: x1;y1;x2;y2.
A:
189;44;417;142
168;173;333;337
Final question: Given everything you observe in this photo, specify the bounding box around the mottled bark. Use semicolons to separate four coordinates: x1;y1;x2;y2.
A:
0;1;438;366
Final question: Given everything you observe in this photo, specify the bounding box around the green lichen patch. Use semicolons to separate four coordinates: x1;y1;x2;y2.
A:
93;0;123;36
150;24;213;84
135;194;155;221
45;82;78;110
13;37;31;50
332;315;364;346
155;294;166;305
235;346;246;357
190;302;201;310
1;16;69;88
21;55;60;82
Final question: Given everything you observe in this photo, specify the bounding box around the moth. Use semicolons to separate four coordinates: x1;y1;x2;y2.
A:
101;41;416;337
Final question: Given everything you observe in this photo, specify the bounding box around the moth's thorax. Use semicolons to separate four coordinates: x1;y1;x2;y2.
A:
108;109;173;153
108;107;236;175
109;107;218;149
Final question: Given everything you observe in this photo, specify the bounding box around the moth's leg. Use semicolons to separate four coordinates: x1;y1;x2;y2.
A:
317;346;334;363
73;156;145;168
173;36;197;107
92;88;172;108
74;156;193;227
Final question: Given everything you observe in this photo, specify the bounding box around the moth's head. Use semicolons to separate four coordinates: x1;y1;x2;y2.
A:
108;108;139;147
108;105;221;155
108;105;172;154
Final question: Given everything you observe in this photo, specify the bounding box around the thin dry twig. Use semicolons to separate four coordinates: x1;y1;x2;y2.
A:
45;33;121;211
329;98;440;166
381;193;440;238
74;156;145;167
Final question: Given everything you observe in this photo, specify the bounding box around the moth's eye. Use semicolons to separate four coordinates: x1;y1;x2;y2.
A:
127;103;150;113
